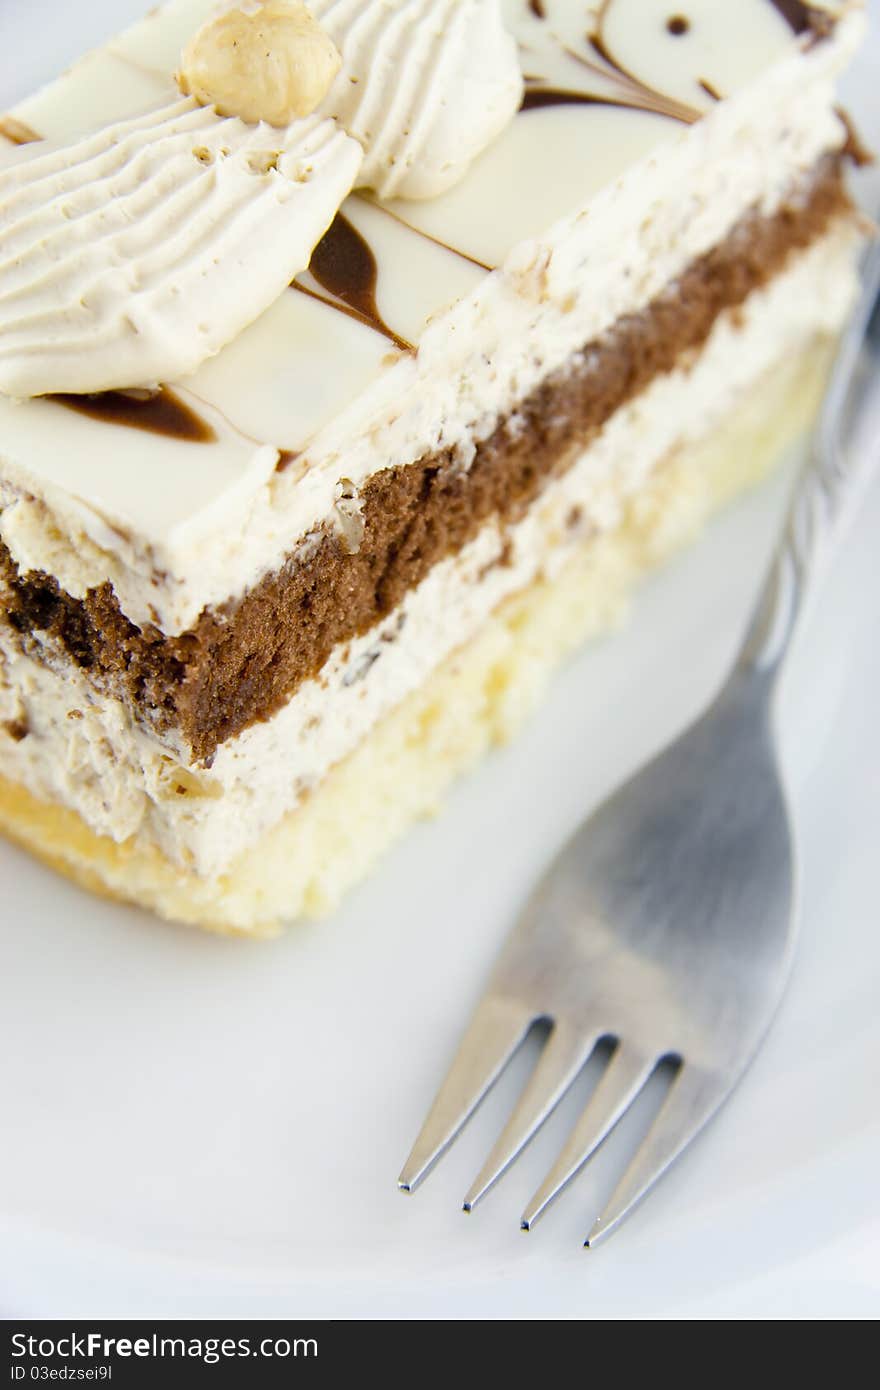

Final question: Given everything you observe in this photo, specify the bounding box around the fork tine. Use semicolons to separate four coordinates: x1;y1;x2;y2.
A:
521;1042;654;1230
585;1064;728;1247
462;1021;594;1212
398;996;534;1193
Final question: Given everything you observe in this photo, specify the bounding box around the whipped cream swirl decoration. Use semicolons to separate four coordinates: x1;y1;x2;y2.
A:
0;100;362;397
312;0;524;198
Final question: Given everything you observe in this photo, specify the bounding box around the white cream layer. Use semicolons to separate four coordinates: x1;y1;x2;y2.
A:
0;1;864;635
0;226;859;878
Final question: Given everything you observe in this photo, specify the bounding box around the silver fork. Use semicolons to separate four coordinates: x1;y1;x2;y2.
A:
398;238;880;1246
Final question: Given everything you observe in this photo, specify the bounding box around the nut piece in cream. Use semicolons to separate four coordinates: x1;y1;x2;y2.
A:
177;1;342;126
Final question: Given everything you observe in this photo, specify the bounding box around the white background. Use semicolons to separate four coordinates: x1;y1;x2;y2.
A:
0;1;878;1319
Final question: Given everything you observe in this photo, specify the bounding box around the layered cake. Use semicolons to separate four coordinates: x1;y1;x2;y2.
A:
0;0;868;933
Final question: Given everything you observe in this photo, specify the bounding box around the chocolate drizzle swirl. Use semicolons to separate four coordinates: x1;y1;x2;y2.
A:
766;2;836;46
769;1;816;33
582;1;702;123
521;88;623;112
48;387;216;443
521;0;703;126
368;199;493;271
294;213;412;353
522;0;836;125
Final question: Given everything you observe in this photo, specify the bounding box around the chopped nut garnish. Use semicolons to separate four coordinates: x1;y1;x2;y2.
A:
333;476;365;554
177;1;342;127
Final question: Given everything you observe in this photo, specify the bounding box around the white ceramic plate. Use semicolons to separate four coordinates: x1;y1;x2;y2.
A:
1;0;878;1320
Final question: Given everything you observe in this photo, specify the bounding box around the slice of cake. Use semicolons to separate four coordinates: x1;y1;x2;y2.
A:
0;0;868;935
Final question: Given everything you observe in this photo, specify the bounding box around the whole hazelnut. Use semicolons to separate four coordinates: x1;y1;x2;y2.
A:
177;1;342;127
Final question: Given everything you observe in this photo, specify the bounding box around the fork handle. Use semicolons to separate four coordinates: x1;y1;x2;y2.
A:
735;237;880;678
